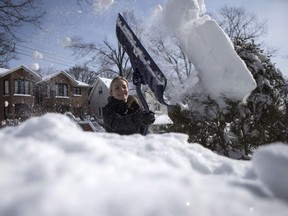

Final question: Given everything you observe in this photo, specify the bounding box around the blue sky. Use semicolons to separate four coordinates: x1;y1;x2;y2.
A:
10;0;288;77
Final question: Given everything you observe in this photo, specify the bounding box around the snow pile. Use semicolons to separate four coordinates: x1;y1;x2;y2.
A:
253;144;288;200
148;0;256;106
0;113;288;216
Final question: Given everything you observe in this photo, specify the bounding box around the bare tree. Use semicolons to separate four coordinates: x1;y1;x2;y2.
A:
67;65;99;85
68;37;132;79
0;0;45;67
216;6;267;42
67;11;141;80
147;35;194;85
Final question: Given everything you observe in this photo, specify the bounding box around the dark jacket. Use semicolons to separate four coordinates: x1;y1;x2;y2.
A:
102;96;144;135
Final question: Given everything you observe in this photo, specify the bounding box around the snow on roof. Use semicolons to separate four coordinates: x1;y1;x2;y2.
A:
0;68;9;77
41;71;73;82
41;70;91;87
0;65;41;79
98;77;112;88
76;80;91;87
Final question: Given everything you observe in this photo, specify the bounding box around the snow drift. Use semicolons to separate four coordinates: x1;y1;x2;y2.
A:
0;113;288;216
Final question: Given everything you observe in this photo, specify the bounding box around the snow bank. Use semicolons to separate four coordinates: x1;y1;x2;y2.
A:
253;143;288;201
0;113;288;216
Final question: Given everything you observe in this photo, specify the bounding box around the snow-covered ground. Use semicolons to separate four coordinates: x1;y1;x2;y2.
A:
1;0;287;215
0;113;288;216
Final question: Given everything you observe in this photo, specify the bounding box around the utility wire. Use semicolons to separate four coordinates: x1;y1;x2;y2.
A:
15;47;98;71
13;33;98;70
14;50;75;68
16;43;84;65
18;32;93;64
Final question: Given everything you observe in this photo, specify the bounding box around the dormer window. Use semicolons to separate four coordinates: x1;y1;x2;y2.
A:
14;79;29;95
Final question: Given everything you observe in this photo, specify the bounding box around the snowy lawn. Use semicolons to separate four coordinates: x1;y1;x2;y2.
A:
0;113;288;216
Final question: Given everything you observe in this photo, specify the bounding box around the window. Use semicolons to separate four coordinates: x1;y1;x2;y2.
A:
154;103;161;112
73;87;81;95
98;86;103;95
56;83;68;96
14;79;29;94
3;80;9;95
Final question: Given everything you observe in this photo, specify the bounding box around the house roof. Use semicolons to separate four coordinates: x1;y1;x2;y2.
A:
75;80;91;87
98;77;112;88
40;70;91;87
0;65;42;80
0;68;9;76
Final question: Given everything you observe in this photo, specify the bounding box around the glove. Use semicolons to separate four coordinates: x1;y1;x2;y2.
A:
142;111;155;125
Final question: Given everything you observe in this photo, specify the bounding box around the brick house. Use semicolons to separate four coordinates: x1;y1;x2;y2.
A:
0;65;41;122
0;65;92;125
35;70;92;118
